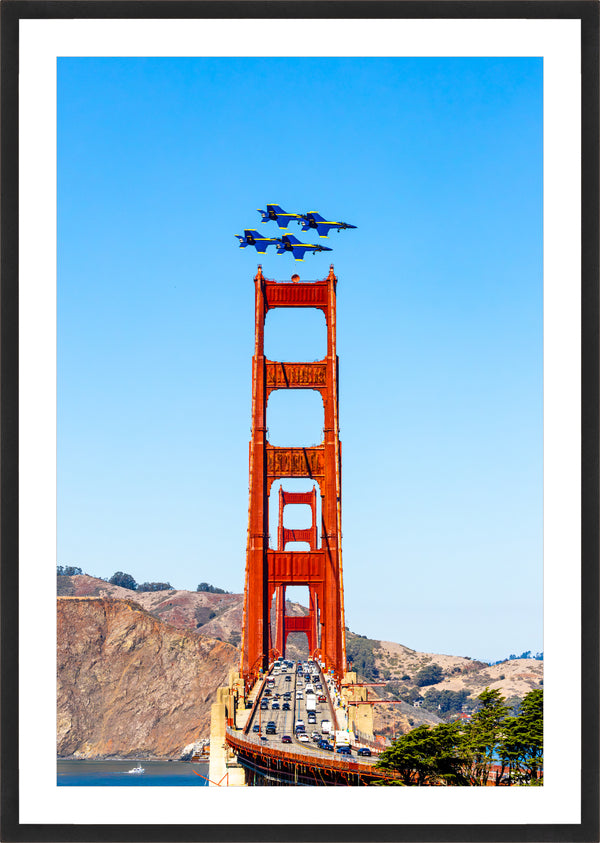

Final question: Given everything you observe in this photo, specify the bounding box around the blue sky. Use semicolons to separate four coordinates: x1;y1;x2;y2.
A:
57;57;542;661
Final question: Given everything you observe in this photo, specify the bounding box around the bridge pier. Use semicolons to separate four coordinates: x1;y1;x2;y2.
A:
341;672;375;742
208;673;248;786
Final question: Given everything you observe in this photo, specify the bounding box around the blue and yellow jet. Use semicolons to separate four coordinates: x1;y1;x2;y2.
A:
257;204;302;229
235;229;280;254
298;211;357;238
276;234;333;261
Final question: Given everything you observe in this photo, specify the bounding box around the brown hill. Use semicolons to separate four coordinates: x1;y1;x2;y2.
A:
60;575;245;646
374;640;543;701
57;576;543;751
57;596;238;759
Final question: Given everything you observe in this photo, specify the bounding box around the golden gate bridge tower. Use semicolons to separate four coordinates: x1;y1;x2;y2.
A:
240;265;346;687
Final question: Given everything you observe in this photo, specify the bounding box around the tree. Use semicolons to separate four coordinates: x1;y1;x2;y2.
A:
137;582;173;592
196;582;228;594
463;688;509;785
414;663;444;687
376;722;469;786
422;688;469;715
498;689;543;785
57;565;82;576
109;571;137;590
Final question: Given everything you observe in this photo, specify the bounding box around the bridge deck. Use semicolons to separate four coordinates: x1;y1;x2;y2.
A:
228;661;389;784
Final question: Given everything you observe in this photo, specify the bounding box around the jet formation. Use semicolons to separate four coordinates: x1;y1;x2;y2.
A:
235;204;356;261
235;229;332;261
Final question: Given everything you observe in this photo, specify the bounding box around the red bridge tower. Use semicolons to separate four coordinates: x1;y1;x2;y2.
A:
241;265;346;686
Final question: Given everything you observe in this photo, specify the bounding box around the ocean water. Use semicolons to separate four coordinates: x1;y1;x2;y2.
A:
57;759;209;786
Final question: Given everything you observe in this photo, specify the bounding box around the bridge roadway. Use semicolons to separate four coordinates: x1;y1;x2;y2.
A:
229;661;383;782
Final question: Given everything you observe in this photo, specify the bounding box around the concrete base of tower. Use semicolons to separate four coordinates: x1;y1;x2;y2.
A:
208;686;248;786
342;672;375;742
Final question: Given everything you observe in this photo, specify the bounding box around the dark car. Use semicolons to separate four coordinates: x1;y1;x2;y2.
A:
285;676;292;682
260;735;268;742
282;702;290;711
311;733;321;742
336;745;351;755
266;727;276;735
260;701;268;709
252;724;260;733
357;747;372;757
319;740;333;751
282;735;292;744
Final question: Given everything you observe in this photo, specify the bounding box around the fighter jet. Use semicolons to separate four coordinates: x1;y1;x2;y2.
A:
298;211;357;238
275;234;333;261
257;204;302;229
235;229;281;254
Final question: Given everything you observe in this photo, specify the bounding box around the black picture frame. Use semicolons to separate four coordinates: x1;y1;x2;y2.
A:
2;2;598;841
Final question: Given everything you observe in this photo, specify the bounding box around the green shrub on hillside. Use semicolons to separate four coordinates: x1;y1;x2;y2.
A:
137;582;173;592
415;663;444;687
196;582;230;594
109;572;138;590
57;565;82;576
345;635;381;681
422;688;468;715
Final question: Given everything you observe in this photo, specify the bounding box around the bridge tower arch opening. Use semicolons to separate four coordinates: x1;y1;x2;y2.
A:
241;265;346;688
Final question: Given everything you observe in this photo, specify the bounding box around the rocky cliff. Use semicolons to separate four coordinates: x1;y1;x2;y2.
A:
57;596;238;759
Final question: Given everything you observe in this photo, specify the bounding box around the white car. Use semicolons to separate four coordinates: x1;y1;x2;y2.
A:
297;733;310;743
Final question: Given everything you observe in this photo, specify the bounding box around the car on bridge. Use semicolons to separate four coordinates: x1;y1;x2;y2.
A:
260;701;269;709
357;747;372;757
336;745;352;755
282;702;290;711
271;701;280;709
252;724;260;733
297;733;309;743
282;735;292;744
318;740;333;751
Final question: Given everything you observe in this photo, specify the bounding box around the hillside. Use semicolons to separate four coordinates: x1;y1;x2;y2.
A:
57;596;238;759
350;635;543;739
57;575;543;753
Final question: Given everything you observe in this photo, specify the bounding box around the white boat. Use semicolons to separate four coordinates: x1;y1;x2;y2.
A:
127;765;145;774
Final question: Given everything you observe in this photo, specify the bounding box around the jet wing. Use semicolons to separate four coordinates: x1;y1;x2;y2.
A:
290;247;310;261
314;223;336;237
266;205;301;228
